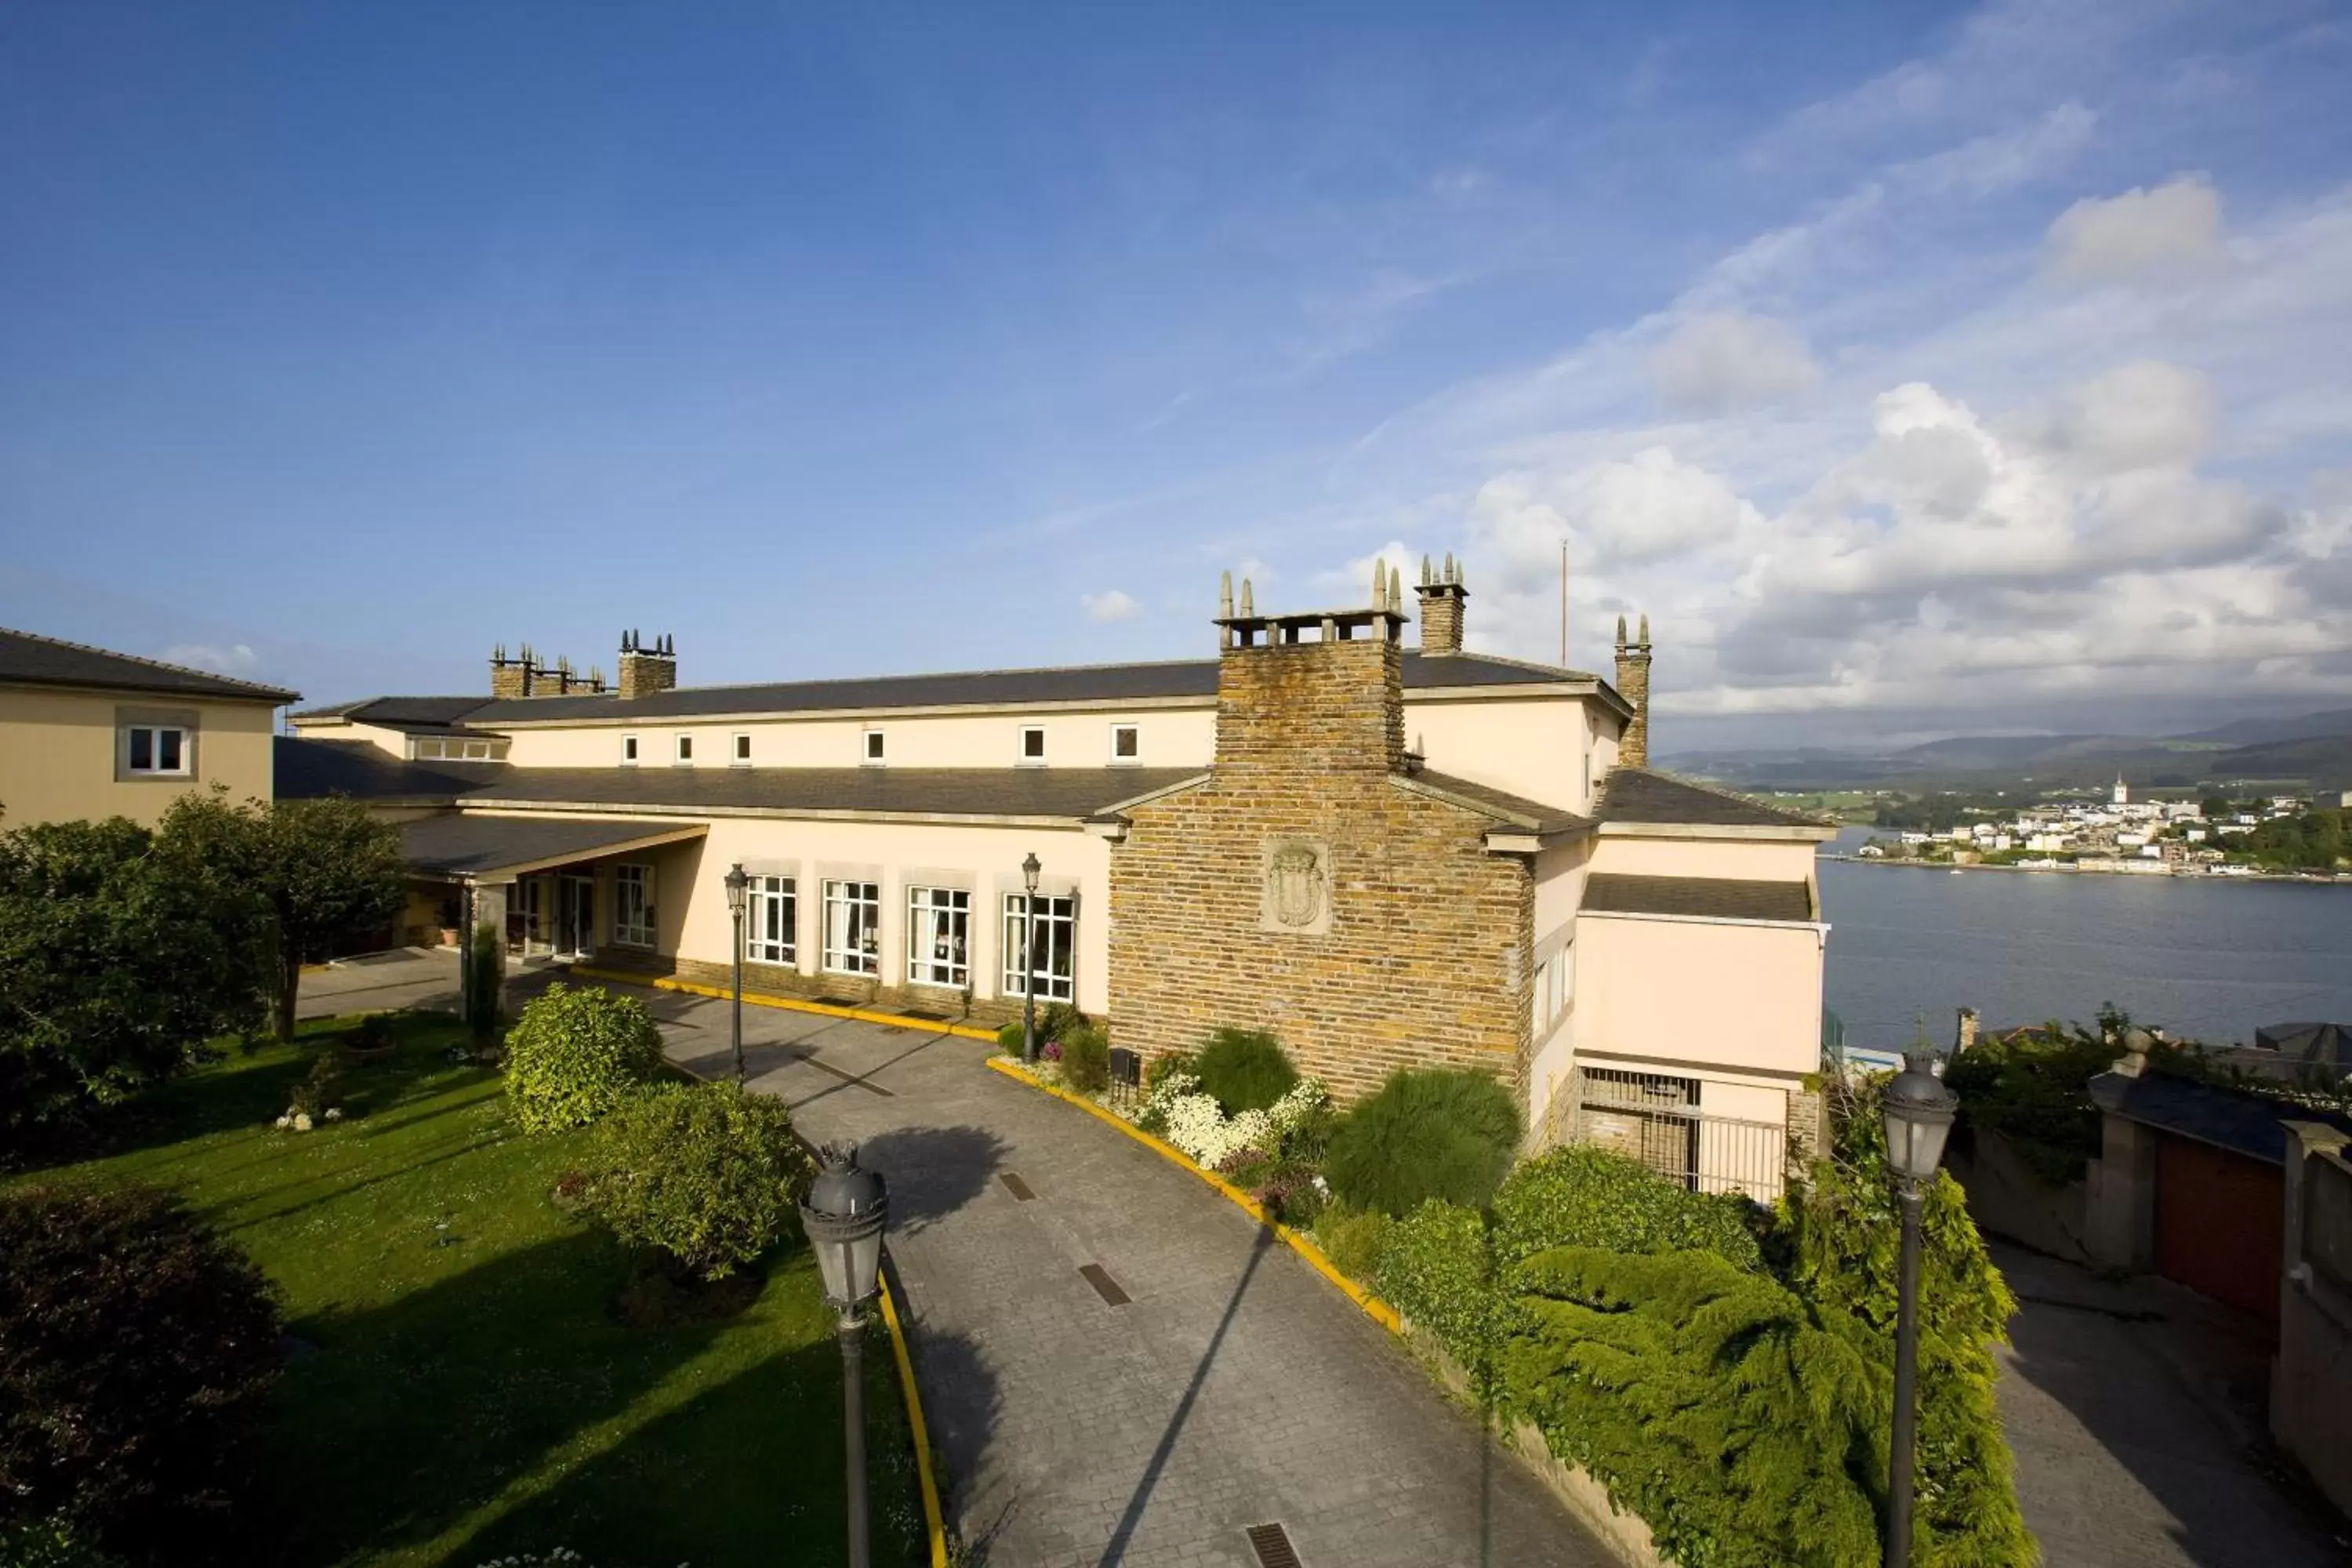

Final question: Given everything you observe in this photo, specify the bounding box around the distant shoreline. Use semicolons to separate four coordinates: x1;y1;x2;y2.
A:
1821;853;2352;887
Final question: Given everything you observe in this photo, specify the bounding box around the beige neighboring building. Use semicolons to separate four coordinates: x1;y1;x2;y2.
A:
0;627;297;829
284;560;1835;1195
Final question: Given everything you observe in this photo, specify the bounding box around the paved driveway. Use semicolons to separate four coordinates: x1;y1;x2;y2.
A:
637;991;1614;1568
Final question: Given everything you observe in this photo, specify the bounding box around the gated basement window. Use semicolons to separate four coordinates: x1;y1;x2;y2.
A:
1110;724;1139;764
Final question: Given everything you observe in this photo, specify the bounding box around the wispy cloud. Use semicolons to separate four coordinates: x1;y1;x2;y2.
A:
1080;589;1142;622
162;642;260;675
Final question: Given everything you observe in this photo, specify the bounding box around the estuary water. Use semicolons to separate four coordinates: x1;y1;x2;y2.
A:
1819;826;2352;1052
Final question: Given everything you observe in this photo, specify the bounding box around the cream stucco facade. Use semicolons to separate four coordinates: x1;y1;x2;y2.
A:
0;681;282;829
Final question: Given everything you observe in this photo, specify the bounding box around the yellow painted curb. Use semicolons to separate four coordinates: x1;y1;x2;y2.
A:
879;1273;950;1568
571;967;1000;1043
982;1054;1403;1334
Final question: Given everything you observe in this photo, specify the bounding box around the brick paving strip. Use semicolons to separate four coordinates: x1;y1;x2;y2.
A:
638;989;1623;1568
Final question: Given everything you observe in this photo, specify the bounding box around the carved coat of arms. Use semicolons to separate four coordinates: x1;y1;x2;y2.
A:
1260;839;1333;935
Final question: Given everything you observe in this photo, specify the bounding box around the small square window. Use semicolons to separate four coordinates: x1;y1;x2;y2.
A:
863;729;885;765
622;735;640;765
1111;724;1139;763
674;734;694;765
463;740;492;760
732;732;752;765
1019;726;1046;764
125;724;190;775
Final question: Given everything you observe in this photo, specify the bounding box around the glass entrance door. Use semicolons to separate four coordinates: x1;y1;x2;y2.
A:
557;874;596;960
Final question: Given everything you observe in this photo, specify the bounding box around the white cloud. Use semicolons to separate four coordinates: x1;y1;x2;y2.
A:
1080;590;1141;623
2045;174;2224;281
162;642;260;675
1318;540;1418;606
1651;314;1820;413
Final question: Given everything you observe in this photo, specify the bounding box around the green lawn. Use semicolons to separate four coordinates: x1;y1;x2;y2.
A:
19;1012;927;1568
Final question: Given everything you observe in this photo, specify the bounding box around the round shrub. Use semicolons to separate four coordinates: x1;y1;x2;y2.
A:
1057;1024;1112;1094
503;982;666;1134
0;1185;281;1557
1493;1145;1766;1272
994;1021;1025;1056
1323;1067;1521;1218
578;1082;816;1280
1192;1028;1298;1115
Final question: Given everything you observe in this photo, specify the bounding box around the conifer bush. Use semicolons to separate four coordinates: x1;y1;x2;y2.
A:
1322;1066;1520;1216
1056;1024;1112;1093
578;1081;816;1280
1191;1028;1298;1115
502;982;666;1134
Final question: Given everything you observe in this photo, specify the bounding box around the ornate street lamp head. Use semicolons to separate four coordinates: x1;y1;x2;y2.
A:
724;861;749;916
799;1142;888;1311
1021;851;1041;895
1882;1049;1959;1188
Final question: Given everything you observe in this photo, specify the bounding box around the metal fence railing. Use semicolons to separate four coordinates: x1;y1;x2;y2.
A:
1566;1066;1791;1204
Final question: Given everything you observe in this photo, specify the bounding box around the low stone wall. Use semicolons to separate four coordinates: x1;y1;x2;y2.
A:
1948;1127;2096;1265
582;946;1028;1030
1403;1322;1666;1568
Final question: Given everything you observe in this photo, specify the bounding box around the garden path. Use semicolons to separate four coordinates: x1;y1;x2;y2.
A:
644;992;1619;1568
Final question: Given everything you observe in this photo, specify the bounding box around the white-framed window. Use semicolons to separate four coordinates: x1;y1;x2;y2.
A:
1018;725;1046;765
463;739;492;760
862;728;885;765
1002;892;1076;1002
125;724;190;775
731;731;752;766
621;734;640;765
414;739;445;760
822;880;881;975
673;733;694;765
747;875;796;965
906;887;970;988
1110;724;1139;764
613;863;655;948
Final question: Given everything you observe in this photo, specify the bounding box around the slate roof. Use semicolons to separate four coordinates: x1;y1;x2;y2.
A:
456;765;1208;822
289;650;1612;726
1582;873;1814;922
2086;1069;2352;1167
1403;771;1592;836
399;815;705;880
1595;768;1834;830
1;626;297;703
275;737;510;802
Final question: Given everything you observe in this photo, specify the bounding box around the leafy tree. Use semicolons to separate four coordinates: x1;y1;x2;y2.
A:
159;791;405;1039
0;1185;282;1560
579;1081;816;1279
2200;794;2234;821
0;817;270;1134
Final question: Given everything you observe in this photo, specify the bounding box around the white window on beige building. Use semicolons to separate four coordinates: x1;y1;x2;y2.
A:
613;863;655;948
747;876;795;964
731;731;752;766
1110;724;1139;764
862;728;885;766
1018;725;1046;765
621;734;640;765
823;880;881;975
907;887;969;988
673;733;694;766
125;724;190;775
1003;892;1075;1002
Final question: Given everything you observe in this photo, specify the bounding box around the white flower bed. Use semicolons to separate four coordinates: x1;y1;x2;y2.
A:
1138;1071;1327;1171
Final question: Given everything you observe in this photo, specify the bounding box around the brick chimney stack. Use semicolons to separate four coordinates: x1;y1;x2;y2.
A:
1613;612;1653;768
1414;553;1468;655
1213;572;1406;776
617;630;677;700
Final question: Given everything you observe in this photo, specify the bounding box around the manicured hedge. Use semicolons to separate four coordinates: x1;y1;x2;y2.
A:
1494;1145;1765;1272
503;983;666;1134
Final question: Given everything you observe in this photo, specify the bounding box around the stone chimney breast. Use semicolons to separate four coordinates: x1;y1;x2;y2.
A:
1414;552;1468;655
1613;612;1654;768
617;630;678;700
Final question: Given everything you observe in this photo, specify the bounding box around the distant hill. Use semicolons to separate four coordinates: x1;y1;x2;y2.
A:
1661;707;2352;795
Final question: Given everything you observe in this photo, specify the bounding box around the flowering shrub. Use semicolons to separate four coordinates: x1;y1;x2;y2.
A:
1139;1071;1327;1171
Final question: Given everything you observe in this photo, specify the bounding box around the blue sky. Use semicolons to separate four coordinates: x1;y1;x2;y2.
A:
3;1;2348;747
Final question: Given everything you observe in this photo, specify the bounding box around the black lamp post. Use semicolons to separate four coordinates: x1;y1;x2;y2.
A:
800;1143;890;1568
723;862;749;1083
1019;851;1042;1064
1881;1050;1958;1568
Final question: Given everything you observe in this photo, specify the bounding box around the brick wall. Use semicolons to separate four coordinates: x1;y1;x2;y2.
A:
1109;630;1534;1108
